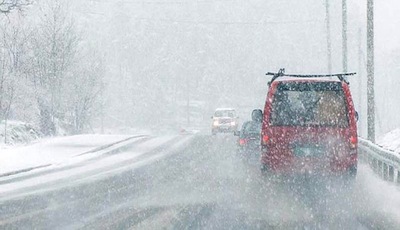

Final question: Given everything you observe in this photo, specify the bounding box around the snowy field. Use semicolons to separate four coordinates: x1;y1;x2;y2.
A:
0;134;138;176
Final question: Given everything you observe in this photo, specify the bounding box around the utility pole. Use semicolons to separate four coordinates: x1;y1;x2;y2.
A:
325;0;332;74
342;0;348;73
358;28;363;136
367;0;375;142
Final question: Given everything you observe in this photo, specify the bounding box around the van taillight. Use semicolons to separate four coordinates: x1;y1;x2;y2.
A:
262;135;270;145
239;139;247;145
349;136;357;149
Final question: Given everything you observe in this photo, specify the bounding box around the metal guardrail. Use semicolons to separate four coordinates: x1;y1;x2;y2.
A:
358;138;400;184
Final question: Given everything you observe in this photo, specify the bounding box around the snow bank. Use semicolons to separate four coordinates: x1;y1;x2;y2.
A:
0;120;41;147
377;128;400;154
0;134;133;176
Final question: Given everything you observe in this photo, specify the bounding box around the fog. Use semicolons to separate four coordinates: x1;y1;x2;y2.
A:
79;0;400;137
2;0;400;137
3;2;400;228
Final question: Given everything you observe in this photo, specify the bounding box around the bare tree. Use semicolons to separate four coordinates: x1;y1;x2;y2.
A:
0;43;9;122
30;1;79;135
2;77;15;144
0;0;32;14
68;54;105;134
0;20;33;142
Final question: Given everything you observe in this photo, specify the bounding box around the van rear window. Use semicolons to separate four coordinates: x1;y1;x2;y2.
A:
270;82;349;127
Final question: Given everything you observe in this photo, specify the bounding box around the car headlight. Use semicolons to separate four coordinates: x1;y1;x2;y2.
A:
213;120;219;126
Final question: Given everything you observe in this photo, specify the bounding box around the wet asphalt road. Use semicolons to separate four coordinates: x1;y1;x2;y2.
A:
0;134;399;229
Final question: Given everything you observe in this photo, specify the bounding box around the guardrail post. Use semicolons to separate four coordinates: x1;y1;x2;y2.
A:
372;158;378;173
388;166;395;182
383;163;389;181
378;161;383;178
359;139;400;184
368;155;373;166
397;171;400;185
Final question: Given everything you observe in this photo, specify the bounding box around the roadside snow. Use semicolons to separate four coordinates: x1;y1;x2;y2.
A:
0;135;192;198
377;128;400;153
0;134;133;175
357;164;400;223
0;120;40;147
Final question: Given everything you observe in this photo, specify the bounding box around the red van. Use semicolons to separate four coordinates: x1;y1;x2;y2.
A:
259;70;358;178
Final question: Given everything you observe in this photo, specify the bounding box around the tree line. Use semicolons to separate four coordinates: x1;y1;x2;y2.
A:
0;0;104;140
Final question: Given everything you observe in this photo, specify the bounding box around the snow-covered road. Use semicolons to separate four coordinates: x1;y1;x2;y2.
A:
0;134;399;229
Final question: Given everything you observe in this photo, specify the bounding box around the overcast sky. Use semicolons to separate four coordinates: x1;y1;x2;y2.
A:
18;0;400;135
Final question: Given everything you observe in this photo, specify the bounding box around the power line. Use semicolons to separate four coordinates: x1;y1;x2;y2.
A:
133;17;324;26
116;0;241;4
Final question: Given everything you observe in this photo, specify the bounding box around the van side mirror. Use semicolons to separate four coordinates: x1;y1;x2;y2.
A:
252;109;263;122
355;111;359;122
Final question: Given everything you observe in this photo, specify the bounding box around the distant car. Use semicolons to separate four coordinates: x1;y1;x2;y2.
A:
211;108;238;135
259;70;358;179
235;120;262;155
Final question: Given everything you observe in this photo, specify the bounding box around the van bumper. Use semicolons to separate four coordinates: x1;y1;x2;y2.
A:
260;151;357;176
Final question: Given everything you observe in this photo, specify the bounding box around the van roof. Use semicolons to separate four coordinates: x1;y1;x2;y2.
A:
266;69;355;85
273;76;342;83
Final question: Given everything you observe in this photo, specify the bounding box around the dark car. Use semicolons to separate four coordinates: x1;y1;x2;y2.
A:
235;120;262;155
259;70;358;179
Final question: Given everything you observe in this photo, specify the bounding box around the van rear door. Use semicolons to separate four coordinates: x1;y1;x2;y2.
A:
261;81;357;171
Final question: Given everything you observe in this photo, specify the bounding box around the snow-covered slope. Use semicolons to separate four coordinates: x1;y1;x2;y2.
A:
377;128;400;154
0;120;40;146
0;134;134;175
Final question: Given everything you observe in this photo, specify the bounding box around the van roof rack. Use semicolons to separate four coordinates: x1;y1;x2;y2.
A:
266;68;356;85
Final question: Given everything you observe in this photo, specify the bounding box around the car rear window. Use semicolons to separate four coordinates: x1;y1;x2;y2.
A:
214;110;236;118
270;82;349;127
